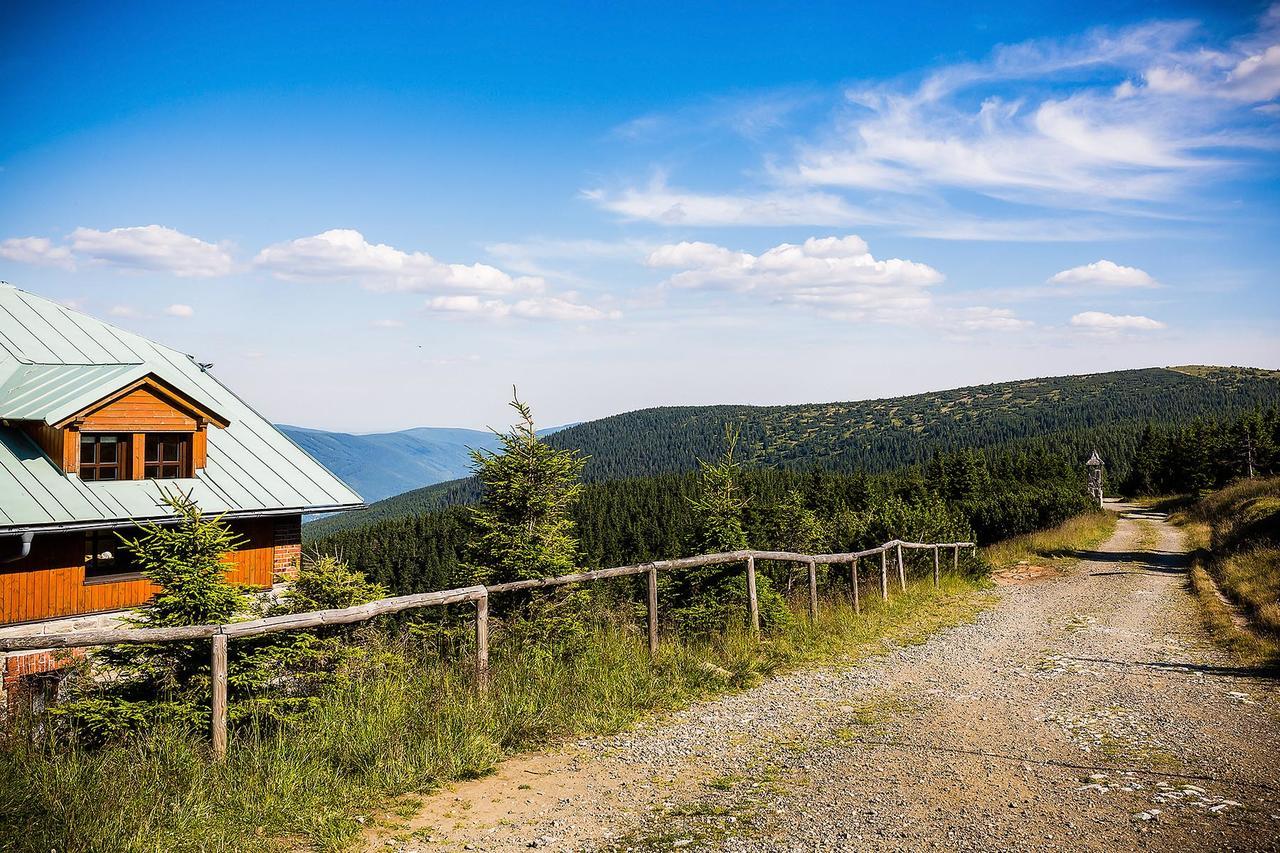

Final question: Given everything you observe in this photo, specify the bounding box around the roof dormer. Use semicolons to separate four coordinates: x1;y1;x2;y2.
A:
0;367;228;481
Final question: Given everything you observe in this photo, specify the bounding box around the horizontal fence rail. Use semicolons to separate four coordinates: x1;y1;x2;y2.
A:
0;539;975;758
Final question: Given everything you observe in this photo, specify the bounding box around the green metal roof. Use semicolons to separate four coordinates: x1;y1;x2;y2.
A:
0;284;364;531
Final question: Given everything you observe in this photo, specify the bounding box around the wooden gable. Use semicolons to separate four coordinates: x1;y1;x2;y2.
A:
54;375;230;432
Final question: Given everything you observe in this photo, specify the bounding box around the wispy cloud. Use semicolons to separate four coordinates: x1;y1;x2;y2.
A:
256;229;618;323
425;293;620;322
584;174;869;227
589;8;1280;237
1070;310;1167;331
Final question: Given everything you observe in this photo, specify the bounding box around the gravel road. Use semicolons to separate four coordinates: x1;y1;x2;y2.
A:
371;505;1279;852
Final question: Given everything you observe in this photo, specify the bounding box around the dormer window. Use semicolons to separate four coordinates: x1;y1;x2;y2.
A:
80;434;128;481
144;434;191;479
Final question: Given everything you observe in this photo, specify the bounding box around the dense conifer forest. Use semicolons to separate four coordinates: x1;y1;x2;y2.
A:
306;367;1280;595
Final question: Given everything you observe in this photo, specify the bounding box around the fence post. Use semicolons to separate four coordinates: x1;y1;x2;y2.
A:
896;544;906;592
475;591;490;693
211;631;228;760
807;558;818;621
933;545;940;588
647;565;658;656
850;557;860;614
880;549;888;601
746;555;760;634
953;544;959;573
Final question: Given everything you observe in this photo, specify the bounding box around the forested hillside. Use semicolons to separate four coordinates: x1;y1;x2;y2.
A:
310;437;1095;595
307;365;1280;538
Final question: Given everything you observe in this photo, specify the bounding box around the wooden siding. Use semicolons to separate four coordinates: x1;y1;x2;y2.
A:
80;387;197;432
18;422;72;473
0;517;285;626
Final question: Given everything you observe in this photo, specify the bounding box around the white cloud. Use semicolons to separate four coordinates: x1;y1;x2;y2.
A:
69;225;234;276
1049;259;1158;288
1070;310;1167;331
425;293;619;322
255;229;543;296
259;229;617;323
0;236;75;269
108;305;140;318
164;303;195;318
647;234;942;320
949;306;1034;332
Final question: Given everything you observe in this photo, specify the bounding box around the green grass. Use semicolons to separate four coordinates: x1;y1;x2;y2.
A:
1170;477;1280;662
982;510;1117;571
0;575;989;853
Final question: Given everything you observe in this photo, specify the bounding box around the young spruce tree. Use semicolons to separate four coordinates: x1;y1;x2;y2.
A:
666;425;790;634
56;490;250;741
465;390;587;584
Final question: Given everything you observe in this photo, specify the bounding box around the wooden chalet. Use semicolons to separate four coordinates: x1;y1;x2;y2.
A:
0;284;363;699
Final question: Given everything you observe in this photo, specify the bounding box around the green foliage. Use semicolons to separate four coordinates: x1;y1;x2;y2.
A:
121;489;248;629
51;492;252;742
274;553;388;613
0;577;986;853
307;365;1280;537
232;554;389;722
53;496;389;740
1122;408;1280;496
465;391;587;584
687;424;750;553
662;426;791;635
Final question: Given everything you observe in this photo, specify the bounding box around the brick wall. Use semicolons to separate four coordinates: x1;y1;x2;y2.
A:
273;515;302;580
2;648;85;711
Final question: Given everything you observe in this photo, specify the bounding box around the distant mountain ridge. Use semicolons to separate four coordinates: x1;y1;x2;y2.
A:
278;425;501;504
302;365;1280;537
280;423;574;504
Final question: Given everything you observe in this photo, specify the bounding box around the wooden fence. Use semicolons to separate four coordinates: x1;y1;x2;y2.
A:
0;539;975;758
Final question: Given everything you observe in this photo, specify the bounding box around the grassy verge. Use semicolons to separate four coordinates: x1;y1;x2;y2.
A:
1167;477;1280;662
0;574;989;853
982;510;1117;572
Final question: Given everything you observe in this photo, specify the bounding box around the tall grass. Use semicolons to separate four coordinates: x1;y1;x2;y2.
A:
982;510;1116;570
0;575;987;853
1172;476;1280;654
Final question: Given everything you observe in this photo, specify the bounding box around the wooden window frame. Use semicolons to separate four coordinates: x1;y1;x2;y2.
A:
143;433;192;479
78;433;129;481
83;529;143;583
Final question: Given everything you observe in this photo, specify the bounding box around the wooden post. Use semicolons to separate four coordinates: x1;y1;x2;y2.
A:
746;556;760;634
953;544;959;573
807;558;818;621
896;544;906;592
850;557;860;614
880;549;889;601
211;632;227;760
933;545;940;588
646;565;658;655
475;593;490;693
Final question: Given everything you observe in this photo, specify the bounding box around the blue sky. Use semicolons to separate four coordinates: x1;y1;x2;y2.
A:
2;1;1277;431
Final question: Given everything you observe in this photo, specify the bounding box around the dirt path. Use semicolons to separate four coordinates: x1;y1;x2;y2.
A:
370;506;1280;852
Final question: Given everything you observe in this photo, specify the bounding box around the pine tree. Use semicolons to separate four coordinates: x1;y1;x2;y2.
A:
465;390;587;584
